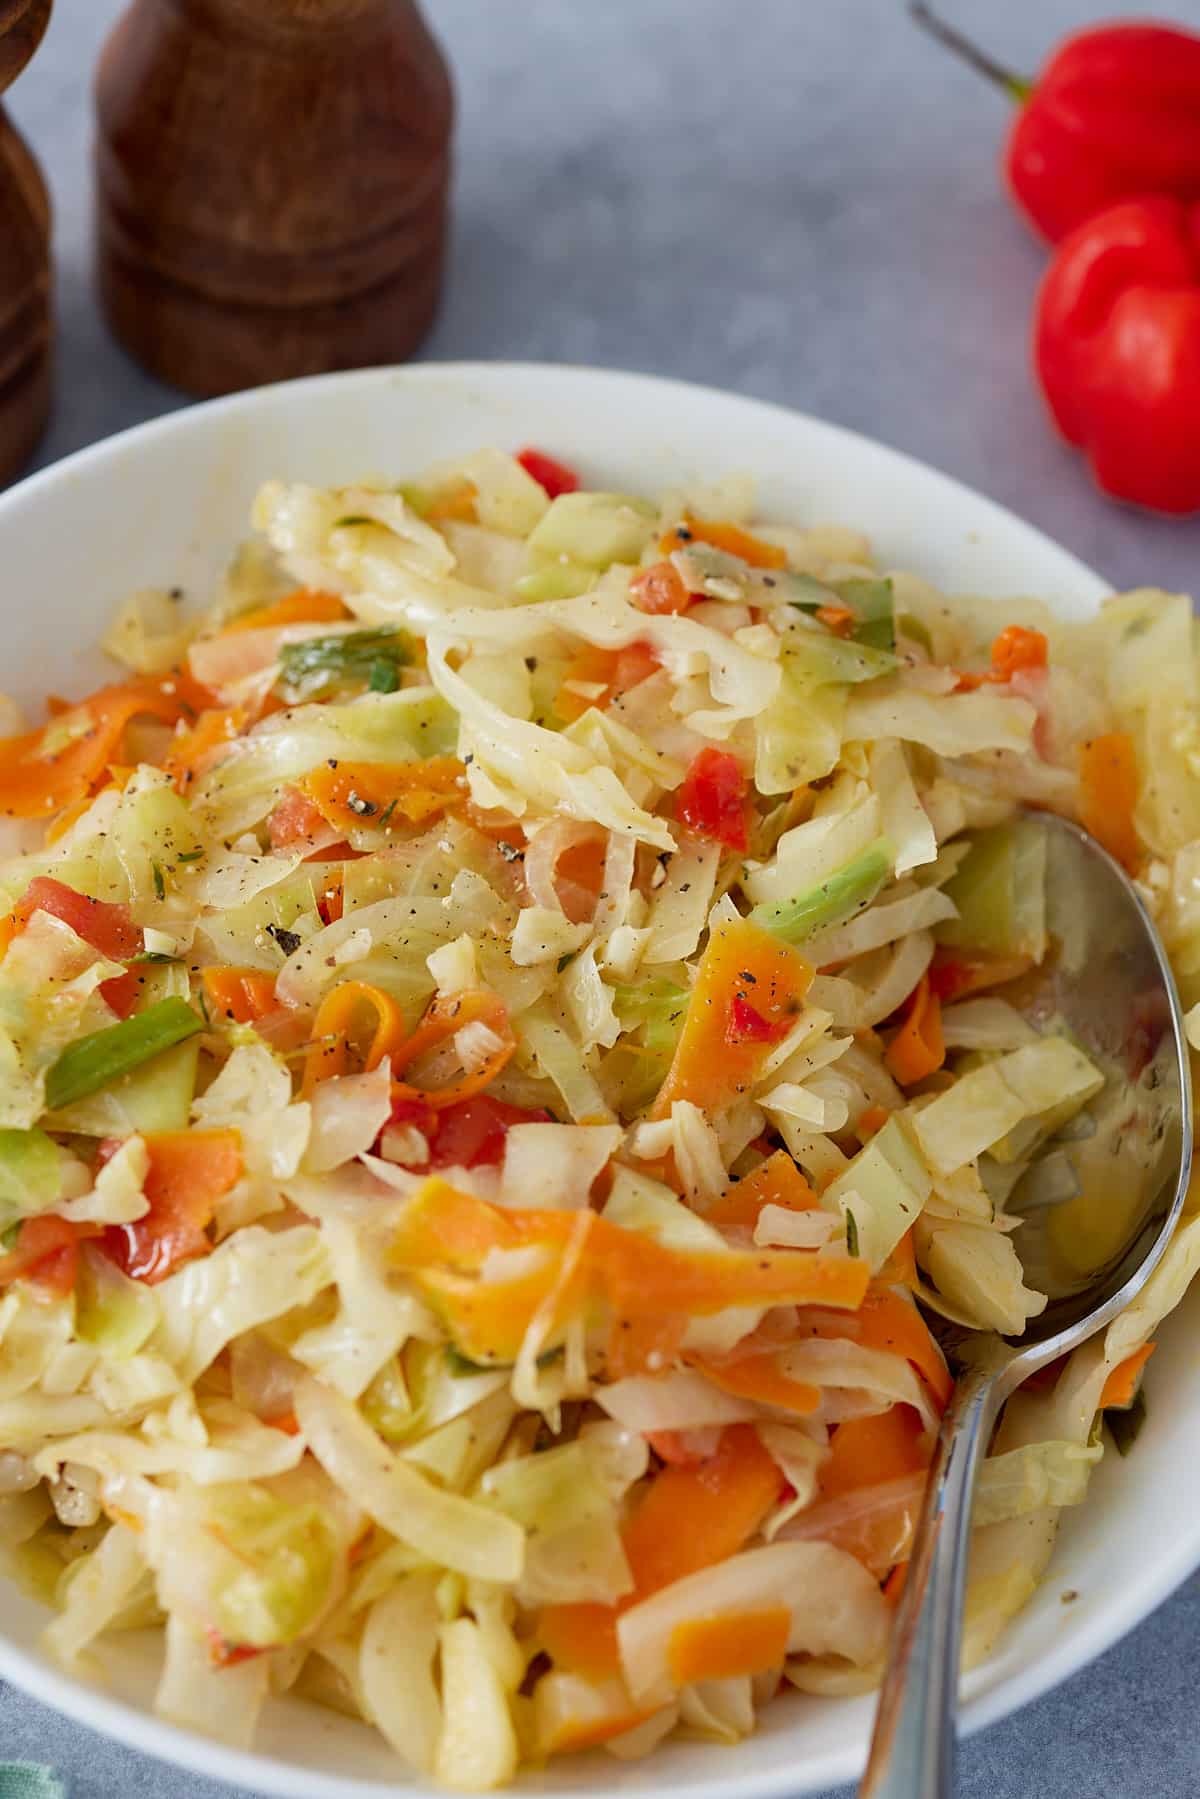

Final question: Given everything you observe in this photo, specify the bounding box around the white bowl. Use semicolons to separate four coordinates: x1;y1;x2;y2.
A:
1;362;1197;1799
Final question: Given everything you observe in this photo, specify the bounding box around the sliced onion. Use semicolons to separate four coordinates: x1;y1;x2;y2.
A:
523;817;607;920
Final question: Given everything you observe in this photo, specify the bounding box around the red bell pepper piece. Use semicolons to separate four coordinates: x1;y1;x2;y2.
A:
0;1214;95;1299
912;7;1200;244
1034;197;1200;515
725;995;787;1046
676;747;750;853
516;448;580;499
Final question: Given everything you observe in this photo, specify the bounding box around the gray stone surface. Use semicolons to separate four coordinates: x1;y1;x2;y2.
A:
4;0;1200;1793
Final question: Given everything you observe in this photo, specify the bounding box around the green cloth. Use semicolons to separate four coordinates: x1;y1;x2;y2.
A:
0;1768;65;1799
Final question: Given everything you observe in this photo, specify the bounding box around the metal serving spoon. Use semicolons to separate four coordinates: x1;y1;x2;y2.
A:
860;810;1193;1799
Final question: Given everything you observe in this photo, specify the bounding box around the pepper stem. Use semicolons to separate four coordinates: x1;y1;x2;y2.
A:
908;2;1033;103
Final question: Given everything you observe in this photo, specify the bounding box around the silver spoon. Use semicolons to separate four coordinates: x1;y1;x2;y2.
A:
860;810;1193;1799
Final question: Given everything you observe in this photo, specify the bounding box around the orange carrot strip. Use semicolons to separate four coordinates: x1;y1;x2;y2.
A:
667;1606;791;1685
202;966;278;1025
858;1104;890;1140
815;603;856;637
164;704;248;792
989;625;1048;681
398;1178;869;1364
690;1350;821;1416
302;980;406;1096
798;1282;953;1410
653;919;812;1118
553;643;659;724
390;990;515;1111
1078;731;1140;874
226;589;349;634
706;1150;819;1234
540;1423;785;1680
0;679;195;819
884;974;945;1086
661;515;786;570
299;757;466;832
1100;1341;1155;1411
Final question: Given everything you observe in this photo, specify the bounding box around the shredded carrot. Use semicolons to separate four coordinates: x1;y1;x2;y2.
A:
1078;731;1140;874
653;919;812;1118
0;678;198;819
884;974;945;1086
661;515;786;570
266;1410;302;1436
1100;1341;1155;1410
164;704;248;792
225;589;349;634
956;625;1049;690
857;1104;890;1140
425;481;477;523
299;756;466;833
819;1407;930;1502
668;1605;791;1684
302;980;407;1095
798;1281;953;1410
201;966;278;1025
397;1178;870;1365
878;1226;918;1290
390;989;515;1111
540;1424;784;1681
690;1349;821;1415
630;560;692;616
553;643;659;724
537;1682;658;1755
705;1150;820;1234
815;603;856;637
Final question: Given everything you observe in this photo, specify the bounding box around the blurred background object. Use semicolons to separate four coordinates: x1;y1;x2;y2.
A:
0;0;51;482
93;0;452;395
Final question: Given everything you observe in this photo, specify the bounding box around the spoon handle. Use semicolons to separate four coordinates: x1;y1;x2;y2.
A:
859;1362;1003;1799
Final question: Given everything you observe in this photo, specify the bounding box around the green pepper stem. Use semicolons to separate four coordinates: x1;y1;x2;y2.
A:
909;2;1033;104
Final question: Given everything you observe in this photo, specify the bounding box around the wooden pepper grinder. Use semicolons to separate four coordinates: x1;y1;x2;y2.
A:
0;0;52;482
94;0;453;396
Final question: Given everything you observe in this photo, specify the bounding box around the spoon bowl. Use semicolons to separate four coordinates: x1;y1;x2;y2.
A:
861;810;1193;1799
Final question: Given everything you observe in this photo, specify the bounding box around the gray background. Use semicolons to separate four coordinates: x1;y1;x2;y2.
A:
5;0;1200;1794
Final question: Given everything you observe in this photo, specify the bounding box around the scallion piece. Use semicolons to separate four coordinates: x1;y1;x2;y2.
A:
276;628;409;699
44;997;204;1111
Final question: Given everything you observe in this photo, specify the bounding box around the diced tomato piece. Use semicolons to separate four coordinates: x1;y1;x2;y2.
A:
0;1214;92;1298
676;747;750;852
516;448;580;498
5;877;145;1015
267;785;332;851
630;561;692;616
12;877;142;961
101;1130;242;1284
425;1095;553;1171
725;995;787;1045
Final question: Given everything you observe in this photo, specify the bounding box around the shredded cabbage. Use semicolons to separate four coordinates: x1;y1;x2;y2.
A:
4;449;1197;1789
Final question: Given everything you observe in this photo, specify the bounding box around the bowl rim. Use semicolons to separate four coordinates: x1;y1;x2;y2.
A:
2;358;1187;1799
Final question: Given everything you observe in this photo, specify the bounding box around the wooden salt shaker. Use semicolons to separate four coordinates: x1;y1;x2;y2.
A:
94;0;453;396
0;0;52;482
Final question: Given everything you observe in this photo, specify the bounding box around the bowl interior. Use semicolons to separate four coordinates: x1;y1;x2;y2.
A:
1;361;1196;1799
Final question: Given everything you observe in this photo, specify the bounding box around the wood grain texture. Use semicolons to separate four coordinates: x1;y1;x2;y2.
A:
0;0;52;484
94;0;453;396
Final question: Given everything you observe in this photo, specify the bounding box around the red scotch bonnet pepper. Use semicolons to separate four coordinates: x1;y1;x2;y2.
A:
1034;197;1200;515
912;5;1200;244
